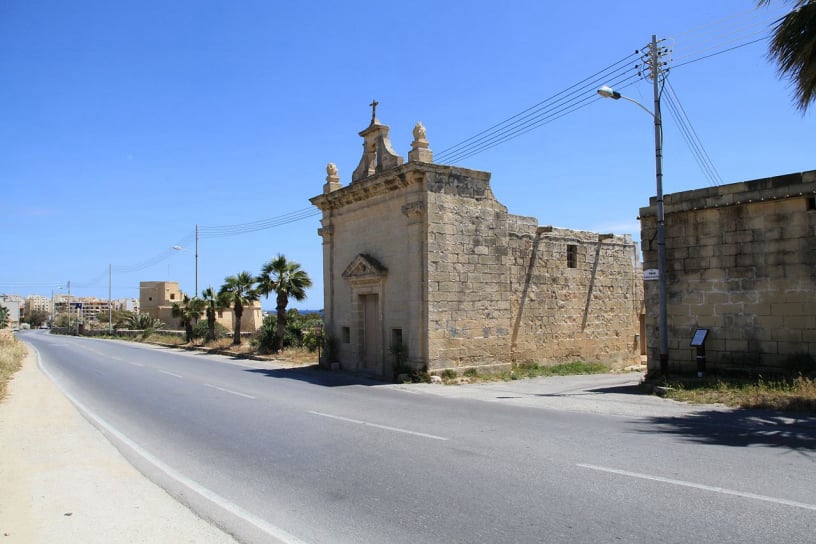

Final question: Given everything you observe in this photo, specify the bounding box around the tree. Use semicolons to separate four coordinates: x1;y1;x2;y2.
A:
109;309;133;330
0;306;9;329
759;1;816;112
171;295;205;343
200;287;221;343
218;272;259;345
123;311;165;338
256;255;312;352
25;310;49;329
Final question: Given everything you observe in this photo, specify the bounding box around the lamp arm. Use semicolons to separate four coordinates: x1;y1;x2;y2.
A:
618;95;656;119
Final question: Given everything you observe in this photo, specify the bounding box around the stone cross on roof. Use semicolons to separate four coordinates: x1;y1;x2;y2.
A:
369;99;379;124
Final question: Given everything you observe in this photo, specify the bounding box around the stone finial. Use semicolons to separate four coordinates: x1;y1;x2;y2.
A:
324;162;342;193
409;121;433;163
413;121;426;142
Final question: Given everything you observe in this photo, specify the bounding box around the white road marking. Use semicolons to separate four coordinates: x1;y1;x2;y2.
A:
37;352;310;544
308;410;448;441
204;384;256;399
577;463;816;512
159;370;183;378
127;361;144;367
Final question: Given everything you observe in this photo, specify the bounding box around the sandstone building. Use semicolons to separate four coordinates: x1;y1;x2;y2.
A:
639;170;816;374
310;113;643;377
139;281;262;333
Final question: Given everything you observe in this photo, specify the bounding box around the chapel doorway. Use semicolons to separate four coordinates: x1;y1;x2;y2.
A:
360;294;381;372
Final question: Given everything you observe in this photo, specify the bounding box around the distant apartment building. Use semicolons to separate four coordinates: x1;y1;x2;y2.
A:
25;295;51;315
114;298;140;313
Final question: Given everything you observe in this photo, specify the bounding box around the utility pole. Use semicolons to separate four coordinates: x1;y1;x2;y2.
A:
195;223;199;297
67;280;71;333
644;34;669;375
109;264;113;333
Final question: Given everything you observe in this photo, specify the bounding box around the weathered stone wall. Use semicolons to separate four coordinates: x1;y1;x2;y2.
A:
424;173;642;372
639;170;816;373
425;169;514;371
506;222;643;367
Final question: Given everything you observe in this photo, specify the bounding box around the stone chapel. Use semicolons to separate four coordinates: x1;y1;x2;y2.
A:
310;110;644;377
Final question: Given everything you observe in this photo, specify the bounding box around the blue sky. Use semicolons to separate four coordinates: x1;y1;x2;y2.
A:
1;1;813;310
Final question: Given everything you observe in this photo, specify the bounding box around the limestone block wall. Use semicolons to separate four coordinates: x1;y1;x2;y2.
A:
424;173;642;371
639;170;816;372
212;302;262;334
425;185;513;371
506;220;642;368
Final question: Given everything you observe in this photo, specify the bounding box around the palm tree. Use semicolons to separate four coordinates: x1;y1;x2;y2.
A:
171;295;205;343
256;254;313;352
218;272;259;345
200;287;220;343
123;311;165;338
759;1;816;112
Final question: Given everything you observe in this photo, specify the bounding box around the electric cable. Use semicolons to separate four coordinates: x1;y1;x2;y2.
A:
45;8;790;293
664;80;724;186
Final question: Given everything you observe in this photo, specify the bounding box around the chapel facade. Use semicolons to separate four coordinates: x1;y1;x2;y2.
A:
310;111;644;377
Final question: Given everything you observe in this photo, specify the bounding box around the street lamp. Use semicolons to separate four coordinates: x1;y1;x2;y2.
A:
173;230;199;297
51;286;63;326
597;76;669;376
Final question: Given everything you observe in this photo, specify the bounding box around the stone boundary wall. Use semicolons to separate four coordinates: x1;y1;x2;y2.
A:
426;178;642;371
507;221;642;368
639;170;816;372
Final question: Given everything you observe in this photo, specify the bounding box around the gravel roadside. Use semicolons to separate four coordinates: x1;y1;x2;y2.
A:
0;349;239;544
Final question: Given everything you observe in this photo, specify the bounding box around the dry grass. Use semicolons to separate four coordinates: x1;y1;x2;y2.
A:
144;334;318;366
273;347;319;365
443;361;611;384
661;375;816;412
0;331;27;401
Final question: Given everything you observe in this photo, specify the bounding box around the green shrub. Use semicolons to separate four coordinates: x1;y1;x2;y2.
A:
256;316;278;353
440;369;457;380
256;310;324;353
192;320;229;342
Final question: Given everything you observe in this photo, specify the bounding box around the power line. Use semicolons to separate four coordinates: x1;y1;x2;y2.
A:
55;9;785;293
674;36;769;69
663;80;723;187
435;56;642;164
435;52;639;162
198;208;320;238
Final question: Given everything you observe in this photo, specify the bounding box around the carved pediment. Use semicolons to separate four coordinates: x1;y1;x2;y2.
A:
342;254;388;280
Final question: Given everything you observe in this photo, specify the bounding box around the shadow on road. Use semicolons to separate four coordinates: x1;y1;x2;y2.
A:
244;366;387;387
638;409;816;454
586;384;646;395
515;384;647;398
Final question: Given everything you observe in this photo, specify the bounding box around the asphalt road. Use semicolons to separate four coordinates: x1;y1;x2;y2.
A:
25;331;816;544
